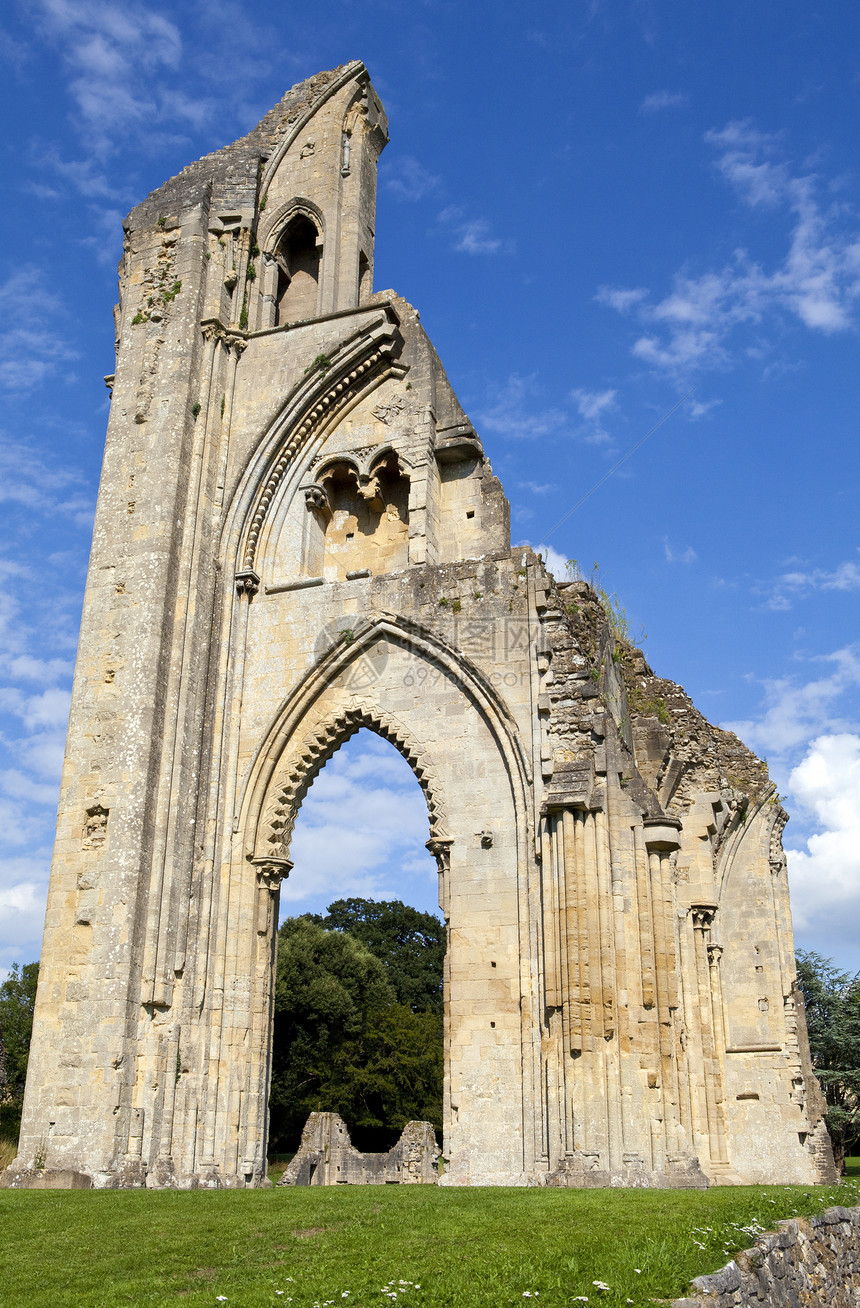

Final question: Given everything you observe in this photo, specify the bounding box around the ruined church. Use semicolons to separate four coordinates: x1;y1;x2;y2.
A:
5;63;835;1189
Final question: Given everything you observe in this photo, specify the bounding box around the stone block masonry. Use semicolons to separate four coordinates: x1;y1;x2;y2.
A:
1;62;836;1190
278;1113;440;1185
672;1206;860;1306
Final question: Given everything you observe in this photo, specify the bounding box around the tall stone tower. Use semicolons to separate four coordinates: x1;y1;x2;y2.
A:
5;63;834;1189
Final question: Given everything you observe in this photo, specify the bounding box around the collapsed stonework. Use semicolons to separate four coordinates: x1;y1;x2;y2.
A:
3;62;836;1190
278;1113;439;1186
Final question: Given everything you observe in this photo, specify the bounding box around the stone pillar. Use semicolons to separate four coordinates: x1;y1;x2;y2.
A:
690;903;733;1179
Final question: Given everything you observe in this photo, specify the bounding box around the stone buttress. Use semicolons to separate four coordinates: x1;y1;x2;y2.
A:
3;63;835;1190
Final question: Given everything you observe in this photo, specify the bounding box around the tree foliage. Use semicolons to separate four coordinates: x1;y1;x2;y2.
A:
795;949;860;1171
317;897;445;1015
0;961;39;1140
270;915;443;1152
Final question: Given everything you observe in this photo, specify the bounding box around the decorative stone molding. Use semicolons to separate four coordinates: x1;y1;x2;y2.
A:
643;816;682;852
690;903;718;932
303;483;331;520
258;704;448;862
240;332;400;574
250;856;293;890
235;568;260;598
426;837;454;874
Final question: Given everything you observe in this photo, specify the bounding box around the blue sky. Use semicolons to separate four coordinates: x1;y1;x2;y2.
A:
0;1;858;977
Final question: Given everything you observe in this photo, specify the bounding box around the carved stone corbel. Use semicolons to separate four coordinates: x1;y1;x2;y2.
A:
358;473;384;512
250;856;293;935
426;837;454;921
304;483;332;522
690;903;717;933
235;568;260;599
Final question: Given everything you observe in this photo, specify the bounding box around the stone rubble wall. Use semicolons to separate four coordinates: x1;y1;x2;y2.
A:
277;1112;439;1185
672;1205;860;1306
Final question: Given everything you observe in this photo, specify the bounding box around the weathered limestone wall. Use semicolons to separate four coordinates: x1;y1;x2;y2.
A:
672;1206;860;1307
4;62;833;1191
278;1113;439;1185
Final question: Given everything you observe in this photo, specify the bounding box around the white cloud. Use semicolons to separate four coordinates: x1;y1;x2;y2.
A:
599;121;860;378
280;732;439;919
0;430;94;521
785;734;860;950
384;155;441;202
571;386;616;444
531;543;570;579
438;206;512;256
0;268;79;392
765;556;860;611
663;537;697;564
34;0;187;151
571;387;616;422
0;864;50;974
595;286;649;314
476;373;568;441
724;644;860;759
640;90;689;114
0;686;72;732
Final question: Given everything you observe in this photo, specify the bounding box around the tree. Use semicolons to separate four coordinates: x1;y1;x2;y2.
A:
318;897;446;1015
269;916;443;1152
0;961;39;1141
795;950;860;1172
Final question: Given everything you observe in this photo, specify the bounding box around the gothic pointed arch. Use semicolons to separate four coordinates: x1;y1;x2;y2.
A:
239;610;533;866
221;306;405;585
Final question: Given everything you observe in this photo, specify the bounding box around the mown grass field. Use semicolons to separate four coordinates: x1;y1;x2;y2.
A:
2;1174;860;1308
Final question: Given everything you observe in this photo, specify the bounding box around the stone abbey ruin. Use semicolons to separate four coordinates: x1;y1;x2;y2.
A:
4;63;836;1190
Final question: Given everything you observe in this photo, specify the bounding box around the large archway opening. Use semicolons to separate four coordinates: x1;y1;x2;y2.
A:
268;729;444;1160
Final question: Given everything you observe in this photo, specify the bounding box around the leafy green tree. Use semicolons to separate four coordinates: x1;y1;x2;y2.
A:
0;961;39;1140
319;897;445;1015
795;950;860;1172
269;916;442;1152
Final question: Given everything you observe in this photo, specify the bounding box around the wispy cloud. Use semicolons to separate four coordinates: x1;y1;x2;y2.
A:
663;537;697;564
384;155;441;202
724;644;860;759
640;90;689;114
439;206;513;256
764;556;860;611
0;268;79;392
33;0;189;153
599;121;860;379
0;430;94;523
475;373;568;440
571;386;616;444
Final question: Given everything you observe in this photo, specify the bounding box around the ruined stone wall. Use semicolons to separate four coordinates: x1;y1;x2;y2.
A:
672;1206;860;1307
4;63;832;1192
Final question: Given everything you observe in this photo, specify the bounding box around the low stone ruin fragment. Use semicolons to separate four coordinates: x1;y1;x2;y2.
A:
277;1113;440;1186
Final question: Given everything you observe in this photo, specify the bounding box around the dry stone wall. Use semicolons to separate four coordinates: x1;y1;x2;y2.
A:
672;1206;860;1307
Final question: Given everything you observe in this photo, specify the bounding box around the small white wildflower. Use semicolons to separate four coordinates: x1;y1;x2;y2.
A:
634;1268;641;1274
593;1282;611;1292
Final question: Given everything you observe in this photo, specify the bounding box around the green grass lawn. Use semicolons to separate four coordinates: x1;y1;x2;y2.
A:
2;1178;859;1308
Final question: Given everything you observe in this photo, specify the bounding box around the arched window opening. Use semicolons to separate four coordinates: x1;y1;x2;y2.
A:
269;729;443;1159
276;215;320;324
310;455;410;580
